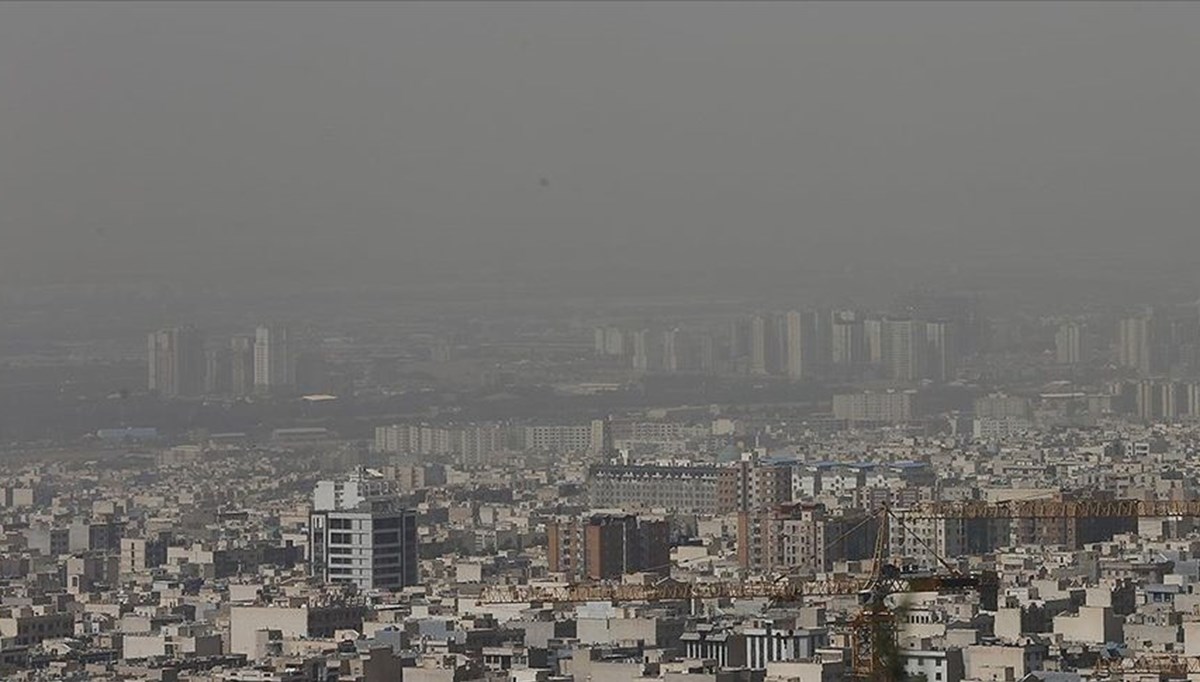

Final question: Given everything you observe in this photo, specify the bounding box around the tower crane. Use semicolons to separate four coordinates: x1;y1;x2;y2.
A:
1093;654;1200;678
481;504;996;682
477;496;1200;681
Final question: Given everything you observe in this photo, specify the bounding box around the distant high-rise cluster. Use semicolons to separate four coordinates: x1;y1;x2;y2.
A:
593;325;716;375
1113;308;1199;378
594;305;967;384
147;324;300;398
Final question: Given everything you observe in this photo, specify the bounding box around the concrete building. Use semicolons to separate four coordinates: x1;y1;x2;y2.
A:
1118;315;1154;376
924;319;959;383
742;624;828;670
230;334;256;397
974;394;1031;419
900;648;963;682
148;325;205;398
831;312;864;368
588;463;724;514
309;475;418;590
1055;322;1084;365
784;311;809;380
309;501;419;590
254;324;294;394
228;604;365;657
523;421;607;454
738;502;877;574
0;606;74;647
888;510;965;569
973;417;1032;441
863;318;884;365
204;347;232;395
662;329;680;373
832;391;915;425
631;329;650;372
881;317;926;382
1052;606;1123;645
547;514;669;580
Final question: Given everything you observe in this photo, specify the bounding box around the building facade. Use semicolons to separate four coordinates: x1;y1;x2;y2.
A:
148;326;205;398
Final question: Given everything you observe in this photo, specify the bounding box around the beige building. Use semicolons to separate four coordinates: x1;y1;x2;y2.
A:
228;604;364;657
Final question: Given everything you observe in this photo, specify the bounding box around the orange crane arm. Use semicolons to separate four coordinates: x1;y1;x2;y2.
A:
1094;655;1200;675
477;572;996;605
912;498;1200;519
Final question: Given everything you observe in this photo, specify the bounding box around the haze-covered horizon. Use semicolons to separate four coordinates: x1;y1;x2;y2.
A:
3;2;1199;295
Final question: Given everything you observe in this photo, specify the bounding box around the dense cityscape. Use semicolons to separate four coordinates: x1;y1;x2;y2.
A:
4;285;1200;681
6;1;1200;681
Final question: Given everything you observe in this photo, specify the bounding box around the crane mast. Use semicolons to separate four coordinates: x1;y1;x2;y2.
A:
478;497;1200;681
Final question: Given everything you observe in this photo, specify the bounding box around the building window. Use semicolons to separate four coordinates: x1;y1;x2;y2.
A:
374;532;399;545
374;517;402;530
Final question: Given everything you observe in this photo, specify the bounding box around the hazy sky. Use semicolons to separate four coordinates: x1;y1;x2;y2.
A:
2;2;1198;291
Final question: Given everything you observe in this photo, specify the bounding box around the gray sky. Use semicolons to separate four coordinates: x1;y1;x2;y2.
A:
2;2;1198;292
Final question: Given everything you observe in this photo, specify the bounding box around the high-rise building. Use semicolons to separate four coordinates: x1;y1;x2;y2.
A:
738;503;877;575
832;391;915;425
729;318;750;364
811;309;834;376
887;511;965;570
254;325;294;394
1118;315;1153;376
897;290;982;355
548;514;670;580
766;314;788;376
974;393;1031;419
308;472;418;590
725;451;793;513
204;348;232;396
695;333;717;374
924;319;959;383
863;318;884;366
749;315;768;375
662;328;680;373
375;422;511;467
630;329;650;372
147;326;205;398
594;326;626;357
1055;322;1083;365
783;311;811;380
230;335;256;397
1133;379;1186;422
881;318;926;382
588;463;724;514
522;420;608;454
830;312;864;367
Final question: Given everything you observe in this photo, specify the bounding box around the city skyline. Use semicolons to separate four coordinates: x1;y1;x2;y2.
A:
3;3;1200;680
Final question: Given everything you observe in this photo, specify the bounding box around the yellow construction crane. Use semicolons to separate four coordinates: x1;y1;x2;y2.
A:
1093;654;1200;678
480;504;997;682
478;568;995;681
915;498;1200;519
477;572;992;607
478;497;1200;681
